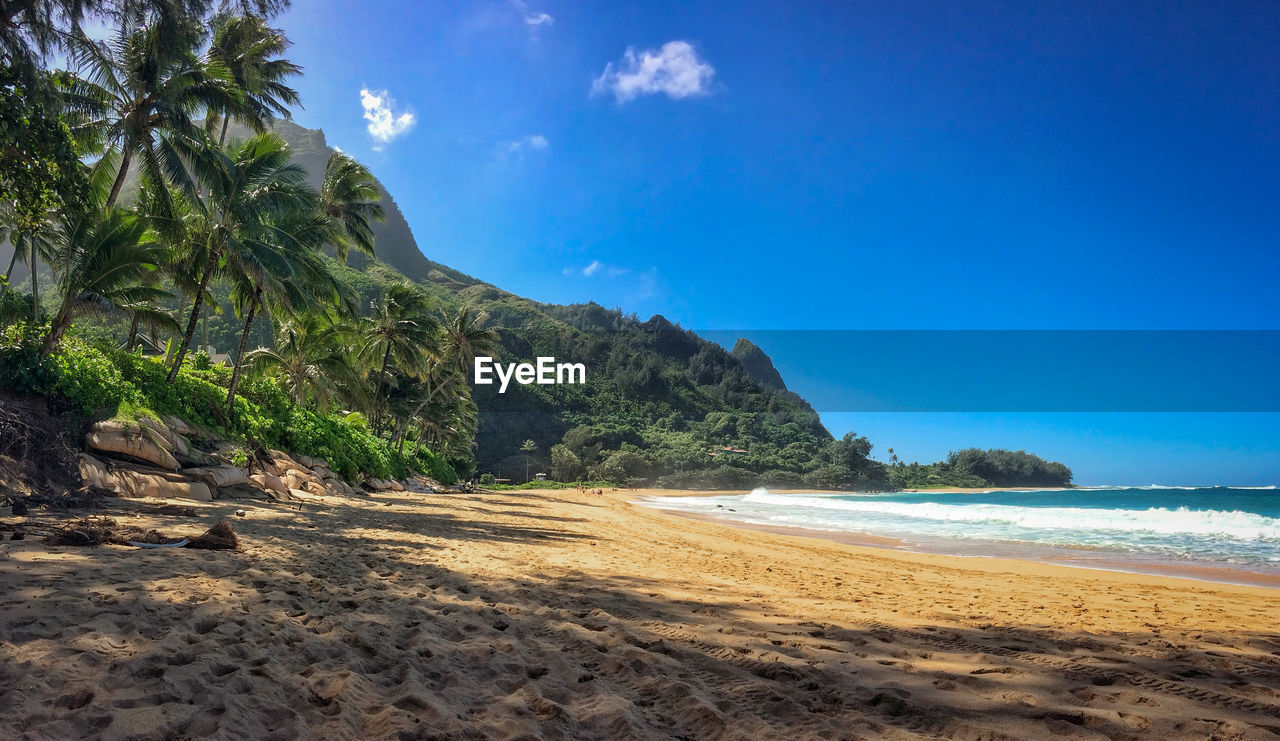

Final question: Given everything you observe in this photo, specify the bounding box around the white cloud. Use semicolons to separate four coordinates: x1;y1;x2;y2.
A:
499;134;549;160
360;88;416;150
511;0;553;27
564;259;629;278
505;134;549;153
592;41;715;103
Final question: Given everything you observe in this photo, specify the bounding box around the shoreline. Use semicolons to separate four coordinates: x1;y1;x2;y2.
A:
633;488;1280;590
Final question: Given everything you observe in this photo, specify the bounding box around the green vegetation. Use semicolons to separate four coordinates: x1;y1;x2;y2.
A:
0;1;1072;491
887;449;1073;489
0;0;471;485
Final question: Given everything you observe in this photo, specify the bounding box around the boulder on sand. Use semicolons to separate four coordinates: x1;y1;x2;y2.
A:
111;469;213;501
302;480;328;495
283;468;320;490
85;420;179;471
77;453;114;490
249;473;288;495
182;465;250;488
264;450;299;477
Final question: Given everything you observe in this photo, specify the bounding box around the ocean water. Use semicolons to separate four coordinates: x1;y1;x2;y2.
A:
641;487;1280;579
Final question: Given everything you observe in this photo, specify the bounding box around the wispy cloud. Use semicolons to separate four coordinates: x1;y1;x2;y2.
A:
592;41;715;103
564;259;629;278
360;88;416;150
505;134;549;153
511;0;553;28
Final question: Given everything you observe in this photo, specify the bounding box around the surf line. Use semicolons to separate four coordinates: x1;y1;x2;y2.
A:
473;356;586;393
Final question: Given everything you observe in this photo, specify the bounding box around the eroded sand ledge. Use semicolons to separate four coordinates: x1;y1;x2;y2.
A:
3;486;1279;739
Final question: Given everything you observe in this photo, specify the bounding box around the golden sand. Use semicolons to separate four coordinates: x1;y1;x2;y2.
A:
3;486;1279;739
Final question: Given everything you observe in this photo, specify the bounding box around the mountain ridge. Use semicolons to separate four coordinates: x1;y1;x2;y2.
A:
260;121;847;484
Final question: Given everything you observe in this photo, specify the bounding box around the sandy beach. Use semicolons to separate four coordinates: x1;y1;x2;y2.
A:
4;486;1280;740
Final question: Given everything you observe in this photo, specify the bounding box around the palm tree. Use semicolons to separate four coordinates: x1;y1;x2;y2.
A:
64;15;237;210
440;304;498;376
520;438;536;482
246;313;364;411
1;225;57;321
40;206;169;353
221;216;355;414
359;283;437;433
402;372;475;456
388;305;495;451
164;132;315;383
204;10;300;146
320;151;383;263
389;363;466;453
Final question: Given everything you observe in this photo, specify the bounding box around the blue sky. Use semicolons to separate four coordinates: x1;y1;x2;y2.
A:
278;1;1279;484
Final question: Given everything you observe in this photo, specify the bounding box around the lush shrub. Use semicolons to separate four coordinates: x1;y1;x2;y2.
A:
47;339;138;415
0;322;51;396
0;290;31;326
759;468;805;488
111;351;233;431
655;465;757;490
282;407;402;480
411;444;458;484
1;332;452;484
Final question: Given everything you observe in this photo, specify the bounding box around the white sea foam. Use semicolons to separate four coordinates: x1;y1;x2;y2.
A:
740;491;1280;541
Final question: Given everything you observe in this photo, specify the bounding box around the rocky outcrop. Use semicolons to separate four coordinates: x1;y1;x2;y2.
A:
77;414;415;505
85;419;180;471
78;454;212;501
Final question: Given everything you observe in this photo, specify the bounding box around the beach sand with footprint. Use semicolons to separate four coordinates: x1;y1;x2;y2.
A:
3;485;1280;739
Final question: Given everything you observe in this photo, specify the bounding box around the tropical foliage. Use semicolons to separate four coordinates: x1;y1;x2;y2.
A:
0;0;480;484
0;0;1072;490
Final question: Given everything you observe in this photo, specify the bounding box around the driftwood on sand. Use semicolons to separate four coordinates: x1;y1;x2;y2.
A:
41;517;238;550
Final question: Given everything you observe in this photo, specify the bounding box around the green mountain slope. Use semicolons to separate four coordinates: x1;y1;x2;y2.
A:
262;122;862;486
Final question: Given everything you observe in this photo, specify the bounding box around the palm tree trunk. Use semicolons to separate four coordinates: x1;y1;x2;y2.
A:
372;343;392;434
41;306;72;355
168;244;218;383
1;247;18;297
225;292;259;415
105;149;133;209
126;312;140;350
219;114;231;148
30;254;38;322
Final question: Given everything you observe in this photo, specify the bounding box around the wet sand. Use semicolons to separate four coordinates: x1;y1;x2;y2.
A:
639;494;1280;590
3;486;1280;739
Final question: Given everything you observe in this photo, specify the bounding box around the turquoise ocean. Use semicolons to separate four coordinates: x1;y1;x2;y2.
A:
641;486;1280;582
